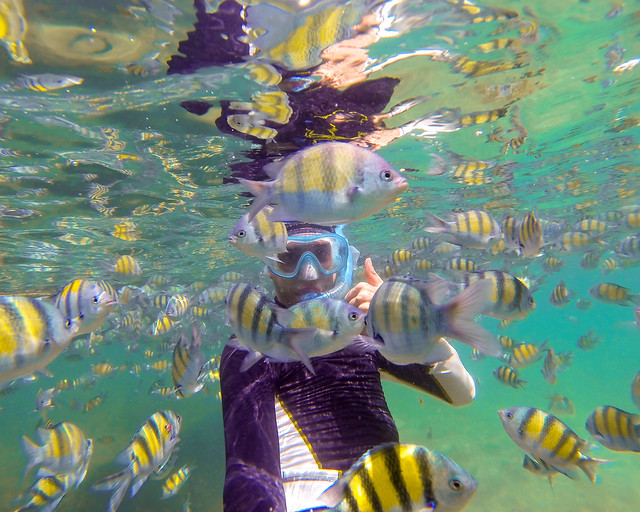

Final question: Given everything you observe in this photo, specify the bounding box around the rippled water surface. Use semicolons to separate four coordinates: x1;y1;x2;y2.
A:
1;0;640;511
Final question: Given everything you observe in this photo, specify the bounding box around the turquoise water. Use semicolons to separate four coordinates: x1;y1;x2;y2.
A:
1;0;639;510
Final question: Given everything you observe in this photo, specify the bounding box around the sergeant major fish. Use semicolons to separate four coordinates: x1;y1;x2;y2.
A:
585;405;640;453
91;410;182;512
228;205;287;262
171;325;205;398
161;464;192;499
225;282;318;372
0;296;78;384
318;443;478;512
50;279;116;335
499;406;608;483
365;275;500;365
239;142;408;226
424;209;502;249
0;73;83;92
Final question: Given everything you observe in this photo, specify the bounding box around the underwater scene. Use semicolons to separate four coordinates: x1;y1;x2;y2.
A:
0;0;639;510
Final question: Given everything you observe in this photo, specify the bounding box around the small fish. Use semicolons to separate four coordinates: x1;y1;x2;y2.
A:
617;235;640;258
516;210;544;257
577;330;600;351
35;387;58;414
91;411;182;512
196;286;227;305
589;282;640;306
286;298;365;358
389;249;413;267
165;294;190;318
21;421;92;477
147;360;170;372
84;394;106;413
112;255;142;276
541;348;558;385
549;280;571;307
547;394;575;416
541;256;564;273
498;335;514;351
240;142;408;226
318;443;478;512
493;365;526;389
424;209;502;249
579;250;601;270
13;472;76;512
0;296;78;384
631;372;640;411
585;405;640;452
576;298;593;311
219;271;242;283
224;282;317;372
161;464;192;499
365;275;500;365
92;362;116;376
150;314;177;337
470;348;486;361
228;205;287;262
172;326;205;398
506;340;547;368
554;231;599;253
499;407;608;483
0;73;83;92
442;257;478;272
411;236;430;252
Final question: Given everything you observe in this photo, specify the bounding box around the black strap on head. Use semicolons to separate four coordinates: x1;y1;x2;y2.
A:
285;222;335;236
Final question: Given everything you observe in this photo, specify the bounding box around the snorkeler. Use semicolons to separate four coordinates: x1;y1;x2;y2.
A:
220;222;477;511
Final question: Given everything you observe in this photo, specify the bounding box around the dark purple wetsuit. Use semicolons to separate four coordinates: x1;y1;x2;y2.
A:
221;338;454;512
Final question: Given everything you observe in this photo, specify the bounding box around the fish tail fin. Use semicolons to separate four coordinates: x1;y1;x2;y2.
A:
423;211;449;233
238;179;270;221
426;154;447;176
91;469;132;512
629;293;640;305
19;435;41;479
442;279;502;357
578;456;610;484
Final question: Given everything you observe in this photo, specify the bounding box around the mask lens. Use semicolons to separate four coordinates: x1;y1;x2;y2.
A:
270;234;348;278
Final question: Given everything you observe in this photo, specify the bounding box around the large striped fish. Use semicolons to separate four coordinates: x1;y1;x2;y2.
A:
239;142;408;226
21;421;92;478
224;282;317;372
318;443;478;512
433;270;535;320
585;405;640;453
228;205;288;262
499;407;608;483
91;410;181;512
0;296;78;384
365;275;500;365
51;279;116;335
424;209;502;249
171;326;205;398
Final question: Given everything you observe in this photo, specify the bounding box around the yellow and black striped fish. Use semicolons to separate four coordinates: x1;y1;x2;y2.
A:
443;257;478;272
517;210;544;258
585;405;640;453
229;205;288;261
448;270;535;320
499;407;608;483
589;282;639;306
161;464;192;499
318;443;478;512
579;250;601;270
493;365;526;389
541;348;558;385
424;209;502;249
13;473;75;512
165;294;189;318
390;249;413;267
577;330;600;351
112;254;142;276
21;421;91;476
617;235;640;258
225;282;317;372
91;410;181;512
541;256;564;273
549;280;570;307
150;314;176;337
172;326;205;399
0;296;78;384
506;340;547;368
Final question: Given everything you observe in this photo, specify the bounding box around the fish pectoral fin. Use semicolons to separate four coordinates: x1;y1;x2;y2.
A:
347;185;362;199
239;351;265;372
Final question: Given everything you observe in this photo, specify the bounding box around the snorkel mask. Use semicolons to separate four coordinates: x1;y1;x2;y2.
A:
267;224;358;301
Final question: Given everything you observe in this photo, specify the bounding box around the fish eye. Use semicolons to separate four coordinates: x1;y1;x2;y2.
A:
165;424;172;432
449;479;463;491
237;230;246;238
349;312;359;321
505;411;513;419
380;169;393;181
93;295;99;303
43;339;51;349
65;319;72;328
528;297;534;305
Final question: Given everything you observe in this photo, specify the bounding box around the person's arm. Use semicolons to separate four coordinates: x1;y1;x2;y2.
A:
344;259;476;406
220;342;287;512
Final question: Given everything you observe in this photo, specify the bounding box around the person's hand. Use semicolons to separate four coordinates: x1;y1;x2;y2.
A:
344;258;383;314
